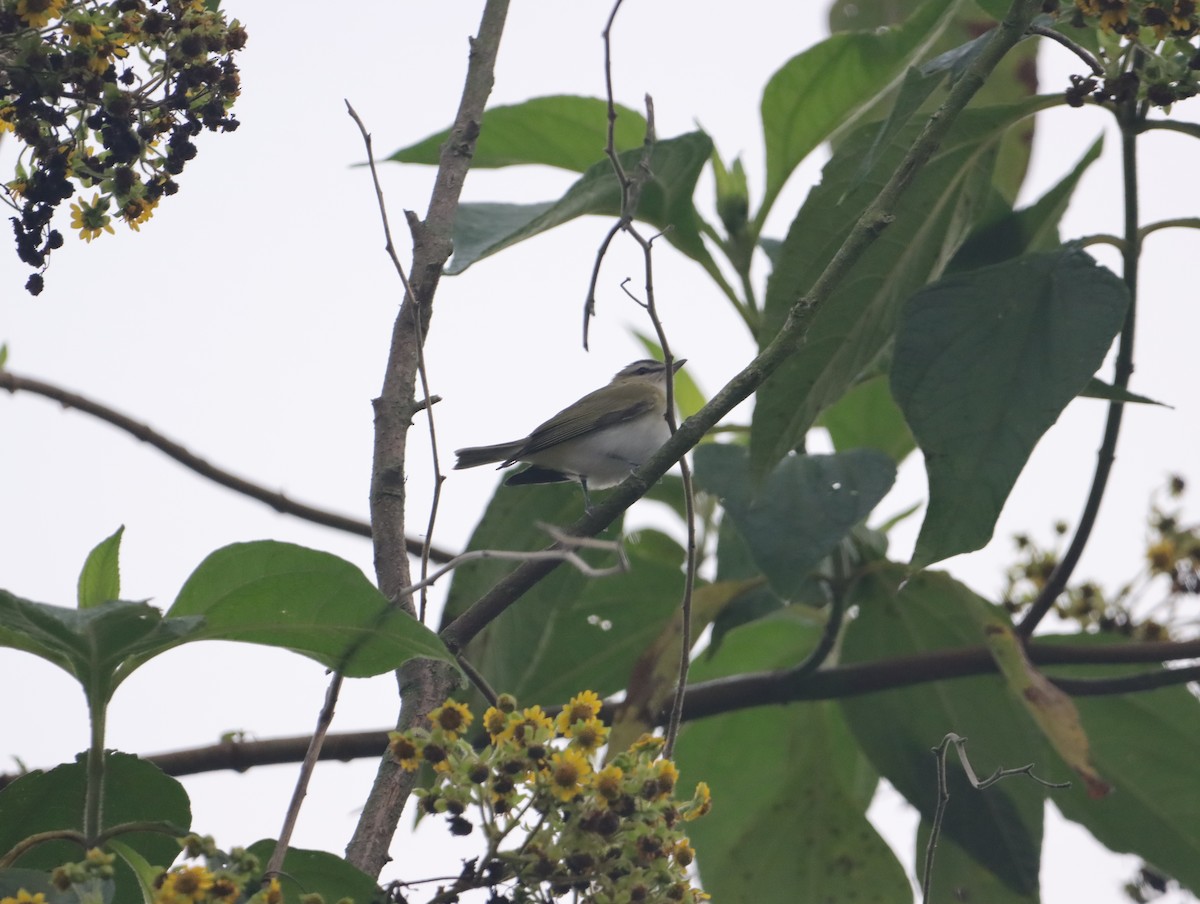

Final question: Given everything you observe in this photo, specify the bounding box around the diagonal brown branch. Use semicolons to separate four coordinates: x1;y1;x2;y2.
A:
440;0;1046;656
0;369;453;561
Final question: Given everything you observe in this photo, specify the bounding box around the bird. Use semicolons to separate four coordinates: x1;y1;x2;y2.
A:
454;358;686;510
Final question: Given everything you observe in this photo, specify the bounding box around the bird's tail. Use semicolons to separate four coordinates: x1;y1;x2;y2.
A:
454;440;524;470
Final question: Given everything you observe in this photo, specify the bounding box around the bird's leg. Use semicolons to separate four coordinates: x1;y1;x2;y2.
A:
580;477;594;514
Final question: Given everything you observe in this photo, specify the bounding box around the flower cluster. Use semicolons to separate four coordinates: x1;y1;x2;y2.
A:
1063;0;1200;108
0;0;246;294
147;834;279;904
1002;476;1198;638
387;691;711;904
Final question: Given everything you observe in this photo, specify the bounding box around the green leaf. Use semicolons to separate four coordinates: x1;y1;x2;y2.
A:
816;375;916;463
1079;376;1168;407
839;567;1049;895
0;591;204;699
245;842;381;904
693;445;895;598
947;135;1104;273
167;541;452;679
1042;635;1200;894
441;483;683;705
106;839;160;904
445;132;715;275
751;97;1056;478
759;0;961;219
0;752;190;879
915;825;1039;904
891;249;1130;566
77;526;124;609
384;95;647;172
676;610;907;904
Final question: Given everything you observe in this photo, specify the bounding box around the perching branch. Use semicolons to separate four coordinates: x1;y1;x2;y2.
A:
0;369;452;562
440;0;1047;656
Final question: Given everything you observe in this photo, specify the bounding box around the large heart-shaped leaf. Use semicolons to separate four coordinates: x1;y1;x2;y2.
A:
891;248;1129;566
750;96;1056;479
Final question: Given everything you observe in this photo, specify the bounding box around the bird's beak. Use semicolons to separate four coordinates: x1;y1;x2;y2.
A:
671;358;687;372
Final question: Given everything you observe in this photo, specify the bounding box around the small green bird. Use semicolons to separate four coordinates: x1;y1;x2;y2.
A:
454;358;686;509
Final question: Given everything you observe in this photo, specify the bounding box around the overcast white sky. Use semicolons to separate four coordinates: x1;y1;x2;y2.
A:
3;3;1199;902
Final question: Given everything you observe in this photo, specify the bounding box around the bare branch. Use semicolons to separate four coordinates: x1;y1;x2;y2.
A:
0;370;452;562
348;0;511;877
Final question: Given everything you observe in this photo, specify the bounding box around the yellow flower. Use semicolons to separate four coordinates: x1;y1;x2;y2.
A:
630;733;665;756
653;759;680;798
0;106;15;134
387;731;421;771
209;876;241;904
121;197;158;231
566;716;609;753
683;781;712;821
64;16;108;45
1147;539;1176;574
555;690;603;734
547;748;592;801
1;891;47;904
594;764;624;802
70;193;115;242
428;699;473;738
496;705;555;746
482;705;510;739
16;0;65;28
156;866;214;904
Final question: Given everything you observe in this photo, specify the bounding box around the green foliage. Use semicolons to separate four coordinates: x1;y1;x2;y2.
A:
839;568;1048;895
76;526;124;610
0;752;190;887
244;842;381;904
168;541;452;678
892;249;1130;566
693;445;896;598
386;95;647;171
676;610;909;904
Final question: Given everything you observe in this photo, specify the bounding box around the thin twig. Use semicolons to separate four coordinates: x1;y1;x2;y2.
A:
1026;24;1104;76
455;653;500;707
1139;216;1200;240
0;370;453;561
266;673;344;876
346;100;447;623
922;733;1068;903
1018;95;1142;637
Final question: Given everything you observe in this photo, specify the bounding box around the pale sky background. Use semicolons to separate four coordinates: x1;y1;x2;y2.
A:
2;2;1199;902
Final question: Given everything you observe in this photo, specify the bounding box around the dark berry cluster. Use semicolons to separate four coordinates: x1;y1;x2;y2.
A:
0;0;246;294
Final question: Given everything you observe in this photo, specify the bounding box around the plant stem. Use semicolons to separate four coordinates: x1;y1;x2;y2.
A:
1017;96;1141;637
84;684;108;845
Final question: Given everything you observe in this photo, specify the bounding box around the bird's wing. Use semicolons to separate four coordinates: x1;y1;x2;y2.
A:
511;387;656;460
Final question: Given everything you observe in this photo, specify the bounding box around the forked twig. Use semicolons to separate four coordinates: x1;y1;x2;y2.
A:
921;733;1069;904
593;1;698;757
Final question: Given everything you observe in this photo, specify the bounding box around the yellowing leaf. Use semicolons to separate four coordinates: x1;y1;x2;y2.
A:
981;620;1110;799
